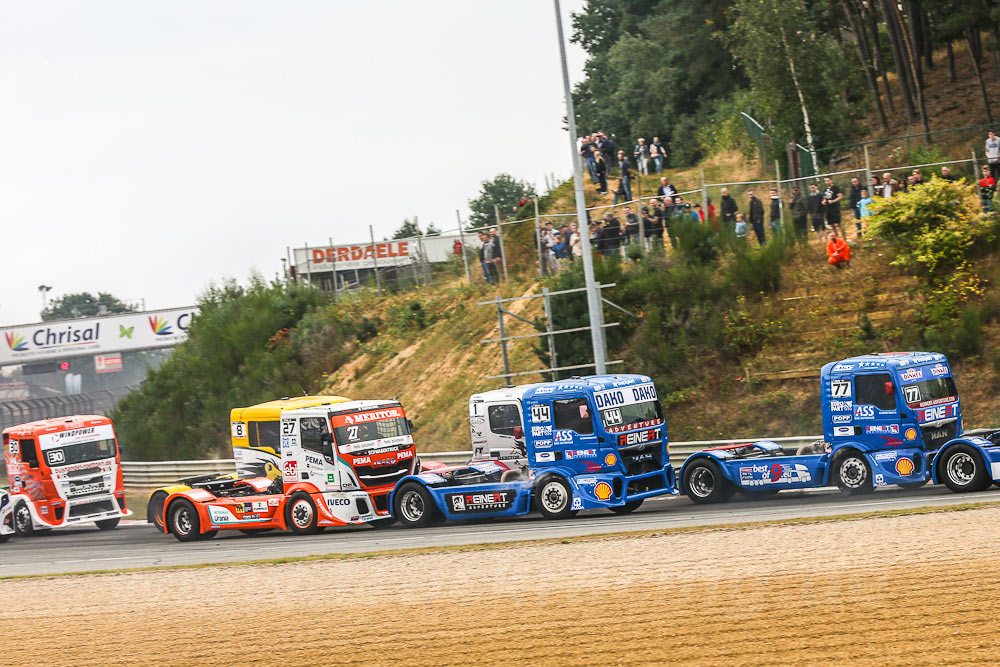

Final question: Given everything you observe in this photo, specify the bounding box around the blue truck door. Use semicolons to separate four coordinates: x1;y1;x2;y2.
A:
548;396;602;469
851;372;902;447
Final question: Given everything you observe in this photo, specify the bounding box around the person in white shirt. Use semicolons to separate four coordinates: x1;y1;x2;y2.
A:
986;131;1000;181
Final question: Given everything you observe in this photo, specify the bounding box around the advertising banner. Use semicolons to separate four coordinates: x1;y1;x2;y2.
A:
293;234;463;274
0;307;198;366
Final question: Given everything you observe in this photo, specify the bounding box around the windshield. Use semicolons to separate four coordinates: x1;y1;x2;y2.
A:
903;376;958;407
44;438;117;467
600;401;664;431
333;417;410;453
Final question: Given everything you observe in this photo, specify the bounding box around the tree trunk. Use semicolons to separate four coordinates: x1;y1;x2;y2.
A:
983;0;1000;81
967;28;995;123
891;0;931;141
864;1;895;113
776;17;818;173
920;2;933;69
947;39;956;82
881;0;917;121
905;0;924;84
843;0;888;129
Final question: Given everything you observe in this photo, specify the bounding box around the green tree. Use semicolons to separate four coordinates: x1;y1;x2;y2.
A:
467;174;535;228
393;218;421;239
424;223;441;236
42;292;137;321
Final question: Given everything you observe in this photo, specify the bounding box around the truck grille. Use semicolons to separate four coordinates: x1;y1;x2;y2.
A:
68;499;115;519
67;479;107;497
620;443;662;477
352;460;412;489
921;422;957;452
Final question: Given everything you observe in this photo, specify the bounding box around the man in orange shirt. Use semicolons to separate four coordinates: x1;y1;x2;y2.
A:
827;231;851;269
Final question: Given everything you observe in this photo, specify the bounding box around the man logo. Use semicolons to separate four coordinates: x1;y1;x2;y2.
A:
452;495;465;511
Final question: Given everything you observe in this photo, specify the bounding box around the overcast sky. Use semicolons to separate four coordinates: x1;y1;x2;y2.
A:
0;1;586;325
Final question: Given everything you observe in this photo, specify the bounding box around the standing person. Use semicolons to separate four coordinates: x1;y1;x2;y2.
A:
599;133;616;172
848;176;864;237
826;231;851;269
657;176;676;199
790;186;809;243
911;169;924;186
720;187;739;229
477;232;494;285
706;197;717;226
613;178;627;205
581;135;598;184
652;137;666;172
822;176;845;239
634;138;650;175
649;200;666;249
881;172;894;199
747;189;766;246
599;213;622;258
940;166;956;182
617;150;633;201
488;227;503;282
623;206;640;246
569;223;583;259
858;188;873;237
986;130;1000;182
649;137;664;173
768;188;782;233
808;183;826;243
869;174;882;197
978;165;996;212
593;149;608;194
734;213;749;242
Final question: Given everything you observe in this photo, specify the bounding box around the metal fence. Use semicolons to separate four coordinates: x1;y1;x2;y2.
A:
0;386;138;434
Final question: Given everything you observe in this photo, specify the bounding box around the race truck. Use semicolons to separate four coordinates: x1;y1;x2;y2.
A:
3;415;131;535
389;374;678;528
160;399;417;541
146;394;350;528
680;351;1000;503
0;489;13;542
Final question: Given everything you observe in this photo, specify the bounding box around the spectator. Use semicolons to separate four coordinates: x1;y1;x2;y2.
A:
826;231;851;269
593;150;608;194
880;172;894;199
822;176;845;239
911;169;924;186
581;135;598;184
858;188;873;237
768;188;782;232
940;166;956;182
551;232;570;267
657;176;677;199
706;197;717;226
896;174;908;195
693;202;705;222
453;239;463;256
649;199;667;249
623;206;640;245
600;213;622;258
734;212;749;242
617;150;633;201
987;130;1000;182
540;222;558;276
598;132;616;172
488;227;503;281
747;189;766;246
634;138;650;175
613;178;628;206
870;174;882;198
848;176;863;237
720;187;739;229
979;165;996;212
570;223;583;258
478;231;498;284
650;137;665;173
790;186;808;243
808;183;826;243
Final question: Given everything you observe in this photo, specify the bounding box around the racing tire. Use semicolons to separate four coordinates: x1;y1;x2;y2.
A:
394;483;440;529
609;498;644;514
367;516;397;529
146;490;168;530
284;492;320;535
940;444;992;493
682;460;736;504
167;499;203;542
95;517;120;531
534;475;575;520
834;451;874;495
12;502;34;537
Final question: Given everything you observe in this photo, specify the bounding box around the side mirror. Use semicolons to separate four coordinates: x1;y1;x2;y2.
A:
513;426;524;440
406;419;414;433
885;381;894;395
321;433;334;459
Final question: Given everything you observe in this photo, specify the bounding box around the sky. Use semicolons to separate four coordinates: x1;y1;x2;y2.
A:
0;1;587;326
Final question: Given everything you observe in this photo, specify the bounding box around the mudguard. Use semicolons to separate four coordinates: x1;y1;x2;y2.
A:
929;435;1000;484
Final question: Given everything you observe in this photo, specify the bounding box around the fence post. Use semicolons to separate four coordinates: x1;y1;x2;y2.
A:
496;296;511;387
493;204;509;282
534;198;544;277
304;242;312;285
863;144;872;190
456;210;472;285
286;246;296;285
542;287;558;380
775;160;785;232
972;148;982;198
368;225;381;294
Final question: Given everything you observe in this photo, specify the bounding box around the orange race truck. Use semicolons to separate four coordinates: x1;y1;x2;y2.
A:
160;399;418;541
3;415;131;535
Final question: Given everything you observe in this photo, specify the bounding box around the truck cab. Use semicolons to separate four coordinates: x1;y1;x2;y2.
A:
390;375;678;528
3;415;130;535
146;394;351;528
160;399;417;541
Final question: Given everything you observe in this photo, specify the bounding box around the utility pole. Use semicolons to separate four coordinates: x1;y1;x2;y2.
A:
553;0;606;374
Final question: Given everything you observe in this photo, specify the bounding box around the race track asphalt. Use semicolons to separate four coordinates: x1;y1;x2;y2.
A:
3;485;999;577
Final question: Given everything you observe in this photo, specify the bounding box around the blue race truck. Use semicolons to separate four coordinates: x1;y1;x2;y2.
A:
680;352;1000;503
390;375;679;527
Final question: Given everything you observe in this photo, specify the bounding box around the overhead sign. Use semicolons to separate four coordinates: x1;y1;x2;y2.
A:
95;354;123;373
0;307;198;366
293;234;463;274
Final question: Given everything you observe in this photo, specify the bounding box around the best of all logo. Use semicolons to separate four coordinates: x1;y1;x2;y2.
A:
5;332;28;351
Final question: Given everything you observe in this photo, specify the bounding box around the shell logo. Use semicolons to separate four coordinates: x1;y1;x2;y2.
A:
594;481;613;500
905;428;918;441
895;457;915;476
604;453;618;466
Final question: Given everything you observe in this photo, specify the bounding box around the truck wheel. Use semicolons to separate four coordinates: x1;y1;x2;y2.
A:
394;483;440;528
167;499;202;542
834;451;873;495
683;460;735;504
147;490;168;530
12;502;34;536
940;444;991;493
284;492;320;535
609;498;644;514
96;517;120;531
534;475;574;519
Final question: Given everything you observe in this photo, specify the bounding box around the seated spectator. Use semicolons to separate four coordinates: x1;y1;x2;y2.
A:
826;232;851;269
734;212;749;241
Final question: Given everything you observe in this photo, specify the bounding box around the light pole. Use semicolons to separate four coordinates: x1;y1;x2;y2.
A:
552;0;606;374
